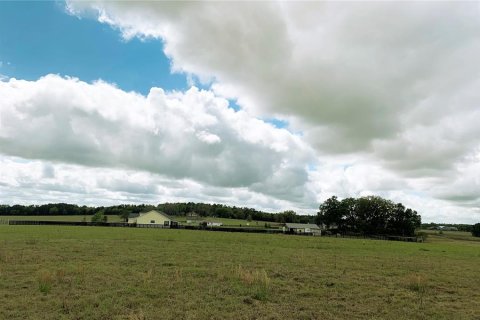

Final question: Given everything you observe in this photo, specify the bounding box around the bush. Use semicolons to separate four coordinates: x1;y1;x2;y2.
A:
415;231;428;241
472;223;480;237
91;211;107;223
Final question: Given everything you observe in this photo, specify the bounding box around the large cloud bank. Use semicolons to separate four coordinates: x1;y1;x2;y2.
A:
0;75;313;205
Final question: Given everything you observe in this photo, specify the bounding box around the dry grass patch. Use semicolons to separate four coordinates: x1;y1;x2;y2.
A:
126;309;146;320
234;265;270;301
404;273;428;293
37;270;54;294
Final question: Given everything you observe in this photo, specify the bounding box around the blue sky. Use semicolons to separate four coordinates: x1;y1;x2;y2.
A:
0;1;290;128
0;1;187;95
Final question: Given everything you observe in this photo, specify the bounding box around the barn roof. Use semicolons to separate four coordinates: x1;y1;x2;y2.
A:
128;210;173;220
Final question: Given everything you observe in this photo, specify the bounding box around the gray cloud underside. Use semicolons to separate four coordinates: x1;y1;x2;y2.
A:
0;156;304;213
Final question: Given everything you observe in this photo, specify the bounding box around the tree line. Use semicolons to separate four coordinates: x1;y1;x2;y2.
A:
4;198;478;237
421;222;473;232
315;196;421;236
0;203;315;224
0;196;424;236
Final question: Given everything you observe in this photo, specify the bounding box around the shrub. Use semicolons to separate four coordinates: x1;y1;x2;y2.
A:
91;211;107;223
415;231;428;241
472;223;480;237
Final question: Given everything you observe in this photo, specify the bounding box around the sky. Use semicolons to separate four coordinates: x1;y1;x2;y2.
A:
1;2;480;223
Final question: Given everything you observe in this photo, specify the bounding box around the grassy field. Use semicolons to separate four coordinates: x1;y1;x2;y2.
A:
423;230;480;243
0;226;479;320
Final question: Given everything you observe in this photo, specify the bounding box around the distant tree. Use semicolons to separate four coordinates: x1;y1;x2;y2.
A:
48;206;59;215
215;207;232;219
118;209;130;222
316;196;341;228
355;196;393;235
340;197;357;231
472;223;480;237
91;211;107;223
281;210;297;223
316;195;420;236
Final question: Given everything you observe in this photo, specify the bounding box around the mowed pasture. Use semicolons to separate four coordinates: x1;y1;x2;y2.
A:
0;226;479;320
424;230;480;243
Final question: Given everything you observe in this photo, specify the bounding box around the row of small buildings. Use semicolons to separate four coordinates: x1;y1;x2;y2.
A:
128;210;322;235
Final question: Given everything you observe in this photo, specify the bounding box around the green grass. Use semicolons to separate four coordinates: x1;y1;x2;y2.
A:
0;226;478;319
422;230;480;243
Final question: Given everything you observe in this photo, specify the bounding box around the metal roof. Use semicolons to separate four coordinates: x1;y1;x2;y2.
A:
128;210;173;220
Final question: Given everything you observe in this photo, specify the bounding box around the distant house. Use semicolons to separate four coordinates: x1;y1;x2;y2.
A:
128;210;177;227
322;223;338;230
439;226;459;231
284;223;322;235
206;221;223;227
186;211;199;218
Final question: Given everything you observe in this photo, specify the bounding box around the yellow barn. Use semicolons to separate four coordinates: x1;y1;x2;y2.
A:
127;210;176;227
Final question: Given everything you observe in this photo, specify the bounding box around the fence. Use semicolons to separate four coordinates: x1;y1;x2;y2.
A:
7;220;282;234
324;232;421;242
6;220;422;241
183;225;283;234
136;224;168;229
8;220;135;227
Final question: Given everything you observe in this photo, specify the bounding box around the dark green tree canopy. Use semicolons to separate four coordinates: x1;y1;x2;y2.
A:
316;196;421;236
472;223;480;237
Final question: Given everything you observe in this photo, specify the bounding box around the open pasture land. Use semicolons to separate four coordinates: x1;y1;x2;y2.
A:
0;226;479;320
423;230;480;243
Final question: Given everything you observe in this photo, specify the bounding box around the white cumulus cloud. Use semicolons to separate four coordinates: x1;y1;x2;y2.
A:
0;75;314;203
